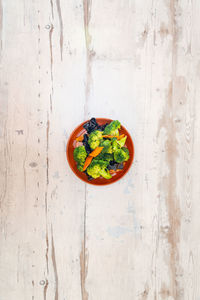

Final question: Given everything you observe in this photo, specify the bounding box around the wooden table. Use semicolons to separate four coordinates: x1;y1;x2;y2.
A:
1;1;200;299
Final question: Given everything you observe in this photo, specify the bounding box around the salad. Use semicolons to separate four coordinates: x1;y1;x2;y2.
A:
73;118;130;181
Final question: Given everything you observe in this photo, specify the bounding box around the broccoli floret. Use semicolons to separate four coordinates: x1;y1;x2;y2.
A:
73;146;87;164
97;152;113;162
103;120;121;136
86;162;101;178
114;148;129;163
100;139;113;154
117;136;127;147
103;153;113;161
88;130;103;150
87;159;111;179
73;146;87;172
121;147;130;161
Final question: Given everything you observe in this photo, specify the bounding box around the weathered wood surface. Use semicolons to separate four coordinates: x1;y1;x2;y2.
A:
0;0;200;299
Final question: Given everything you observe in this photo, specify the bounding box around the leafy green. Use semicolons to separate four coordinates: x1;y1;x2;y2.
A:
117;136;127;147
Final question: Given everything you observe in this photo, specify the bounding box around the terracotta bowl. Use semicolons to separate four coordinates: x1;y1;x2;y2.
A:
66;118;134;185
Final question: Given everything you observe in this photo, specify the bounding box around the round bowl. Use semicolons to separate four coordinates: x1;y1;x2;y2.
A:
66;118;134;185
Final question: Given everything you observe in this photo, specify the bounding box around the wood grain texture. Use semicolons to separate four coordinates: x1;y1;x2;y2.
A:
0;0;200;299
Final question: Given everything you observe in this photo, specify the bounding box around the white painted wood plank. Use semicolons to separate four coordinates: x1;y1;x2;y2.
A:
0;0;200;300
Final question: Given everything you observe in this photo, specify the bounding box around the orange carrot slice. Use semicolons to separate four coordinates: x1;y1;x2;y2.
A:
76;135;84;142
102;134;125;140
109;170;116;174
89;147;104;157
117;134;125;140
109;169;123;174
83;156;93;171
102;135;115;139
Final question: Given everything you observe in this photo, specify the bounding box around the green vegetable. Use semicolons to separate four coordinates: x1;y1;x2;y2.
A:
77;163;84;172
97;152;113;162
103;120;121;136
87;159;111;179
121;147;130;161
88;130;103;150
73;146;87;164
112;136;127;152
114;148;129;163
117;136;127;147
73;120;130;180
112;138;120;152
100;139;113;154
100;169;112;179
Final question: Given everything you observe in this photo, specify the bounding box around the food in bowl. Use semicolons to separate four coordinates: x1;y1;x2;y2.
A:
73;118;130;181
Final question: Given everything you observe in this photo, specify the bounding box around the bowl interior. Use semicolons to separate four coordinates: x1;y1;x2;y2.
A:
66;118;134;185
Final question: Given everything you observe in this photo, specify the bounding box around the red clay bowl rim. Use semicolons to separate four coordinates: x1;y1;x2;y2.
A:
66;118;134;186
